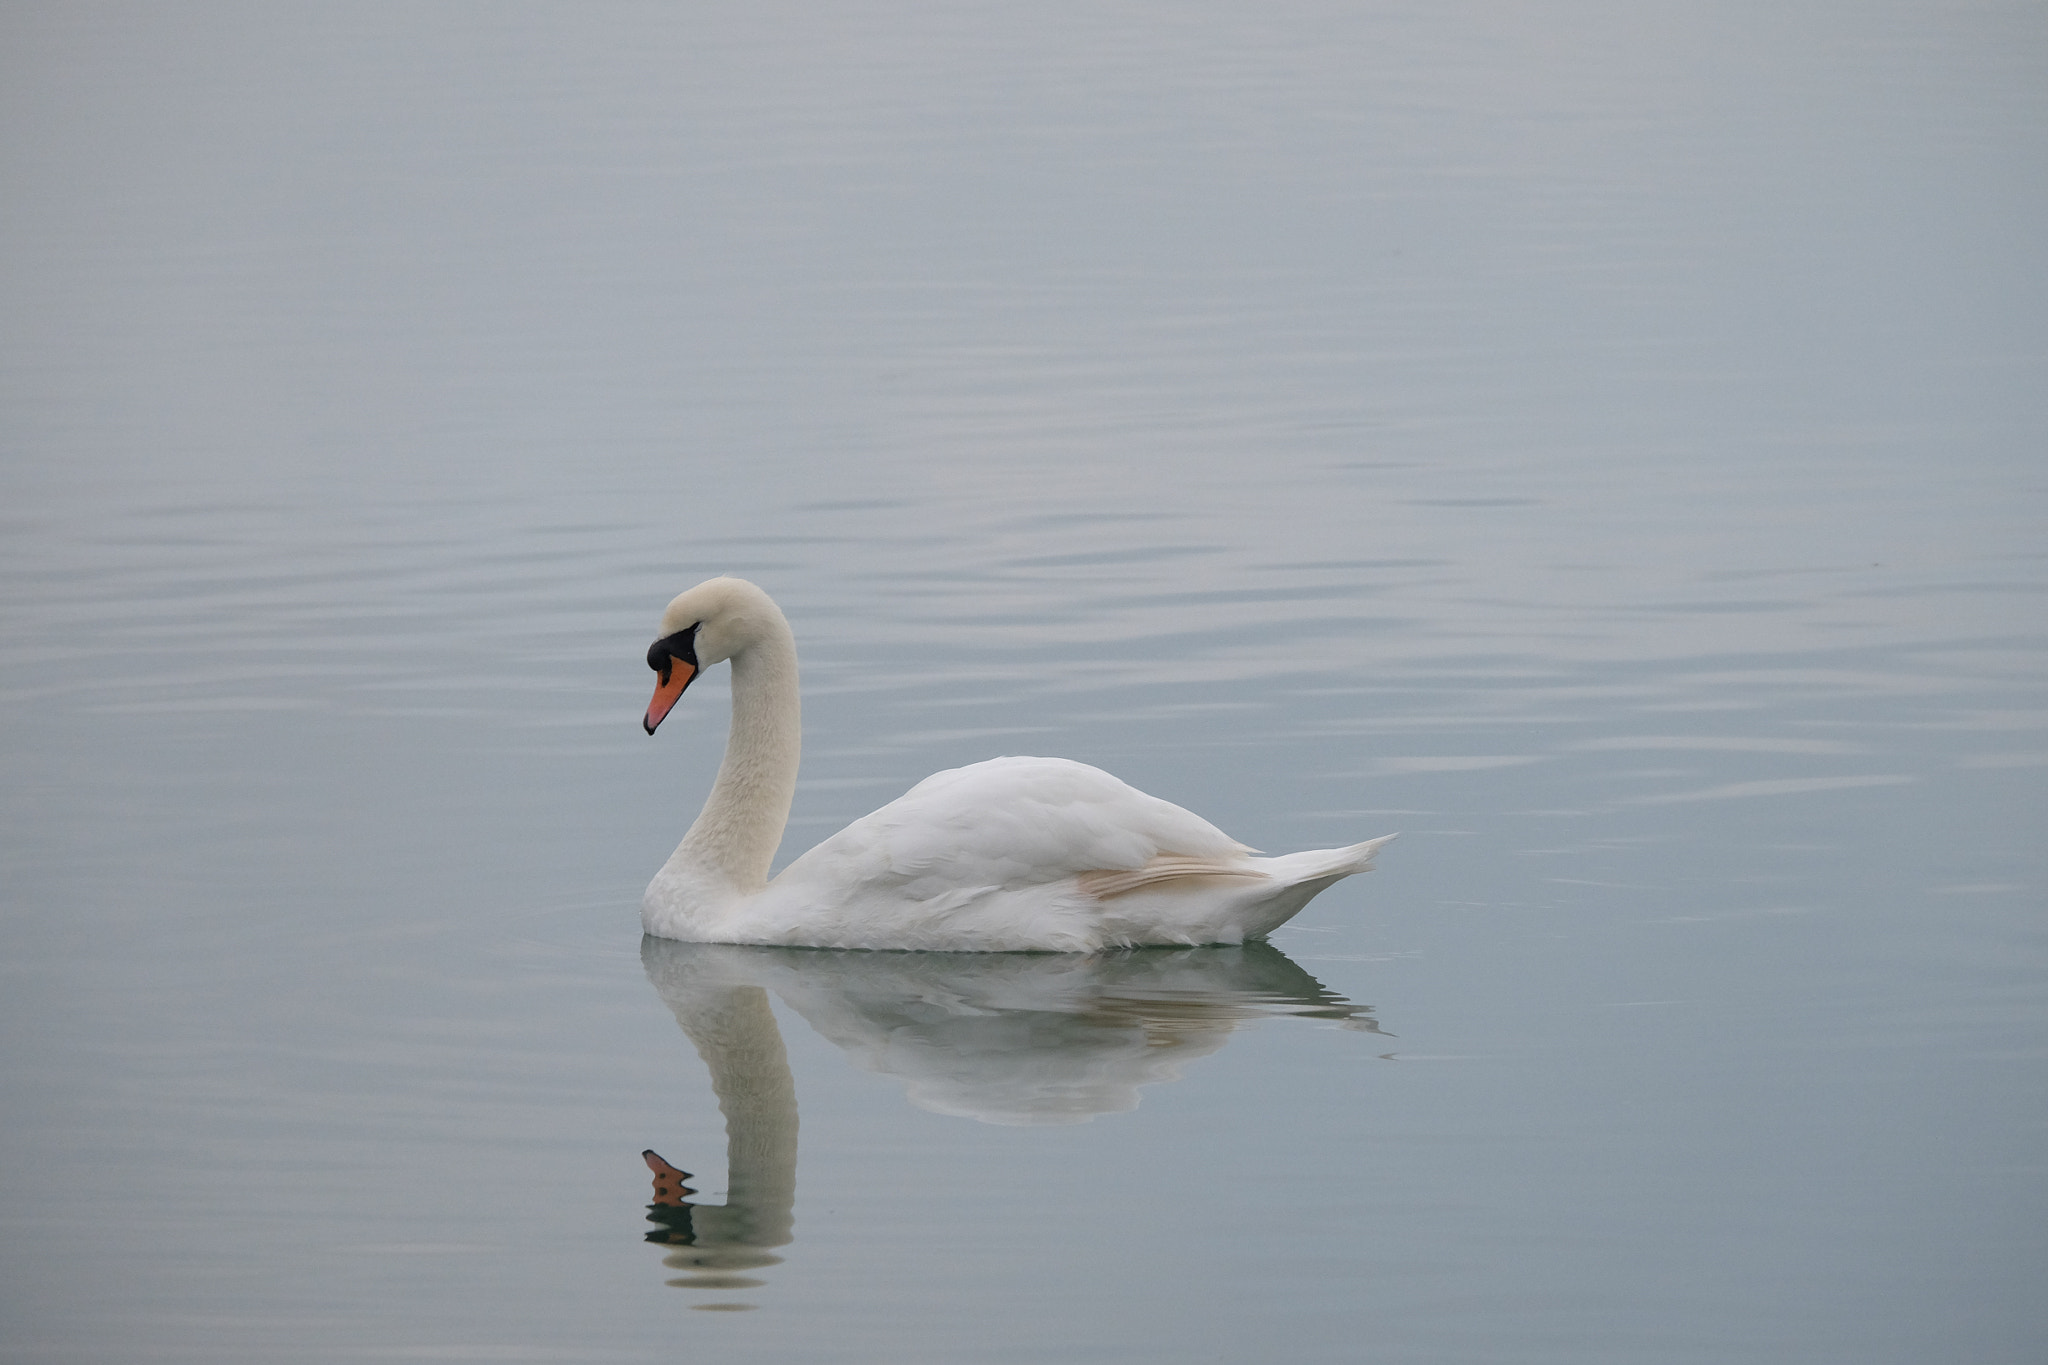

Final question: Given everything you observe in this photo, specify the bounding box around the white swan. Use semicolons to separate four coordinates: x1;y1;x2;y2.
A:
641;577;1394;952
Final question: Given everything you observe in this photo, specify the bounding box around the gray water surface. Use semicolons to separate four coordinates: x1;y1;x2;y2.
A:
3;4;2044;1362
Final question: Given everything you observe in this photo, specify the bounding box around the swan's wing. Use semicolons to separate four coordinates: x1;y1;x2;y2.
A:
777;756;1252;901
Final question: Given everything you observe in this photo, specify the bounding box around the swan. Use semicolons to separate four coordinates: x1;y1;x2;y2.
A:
640;576;1394;952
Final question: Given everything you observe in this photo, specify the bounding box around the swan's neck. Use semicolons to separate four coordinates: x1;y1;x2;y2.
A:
669;617;801;902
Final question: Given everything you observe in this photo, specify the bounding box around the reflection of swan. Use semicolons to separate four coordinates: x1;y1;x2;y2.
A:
643;936;1382;1128
639;577;1395;951
638;950;798;1301
638;937;1382;1297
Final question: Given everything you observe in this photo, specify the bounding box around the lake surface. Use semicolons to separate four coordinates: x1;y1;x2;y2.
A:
3;4;2044;1361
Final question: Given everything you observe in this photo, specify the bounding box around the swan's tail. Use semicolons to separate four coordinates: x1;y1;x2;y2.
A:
1333;832;1398;875
1274;832;1398;885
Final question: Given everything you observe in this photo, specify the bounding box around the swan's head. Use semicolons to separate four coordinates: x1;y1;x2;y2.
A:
643;576;785;735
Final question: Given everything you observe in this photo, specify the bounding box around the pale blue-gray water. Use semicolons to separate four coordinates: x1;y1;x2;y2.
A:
2;4;2044;1361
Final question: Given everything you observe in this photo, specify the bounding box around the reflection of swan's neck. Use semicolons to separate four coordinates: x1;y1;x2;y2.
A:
674;984;797;1247
668;619;801;902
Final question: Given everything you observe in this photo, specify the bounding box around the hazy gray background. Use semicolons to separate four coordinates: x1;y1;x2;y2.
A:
3;3;2043;1361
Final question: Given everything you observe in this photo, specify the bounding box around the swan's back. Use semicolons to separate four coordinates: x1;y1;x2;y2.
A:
827;756;1249;878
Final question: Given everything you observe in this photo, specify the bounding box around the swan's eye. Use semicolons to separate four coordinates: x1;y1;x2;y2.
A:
647;623;700;685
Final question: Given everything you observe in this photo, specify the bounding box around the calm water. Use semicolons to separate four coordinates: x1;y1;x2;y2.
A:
3;4;2044;1361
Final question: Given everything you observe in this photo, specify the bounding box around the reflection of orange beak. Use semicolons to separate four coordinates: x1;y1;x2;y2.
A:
644;661;696;735
643;1149;695;1205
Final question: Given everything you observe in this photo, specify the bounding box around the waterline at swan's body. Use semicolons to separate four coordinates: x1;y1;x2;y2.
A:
640;577;1393;952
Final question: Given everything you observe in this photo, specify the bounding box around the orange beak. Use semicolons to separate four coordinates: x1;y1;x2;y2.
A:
644;661;696;734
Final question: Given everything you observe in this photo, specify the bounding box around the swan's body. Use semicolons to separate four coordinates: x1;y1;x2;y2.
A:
641;577;1393;952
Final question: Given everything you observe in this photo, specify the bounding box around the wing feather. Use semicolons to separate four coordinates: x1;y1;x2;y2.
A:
1074;856;1268;901
778;756;1249;901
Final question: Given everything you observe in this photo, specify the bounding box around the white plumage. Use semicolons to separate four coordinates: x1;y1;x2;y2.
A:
640;577;1393;952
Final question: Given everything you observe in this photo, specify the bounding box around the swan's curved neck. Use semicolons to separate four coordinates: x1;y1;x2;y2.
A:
669;612;801;902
